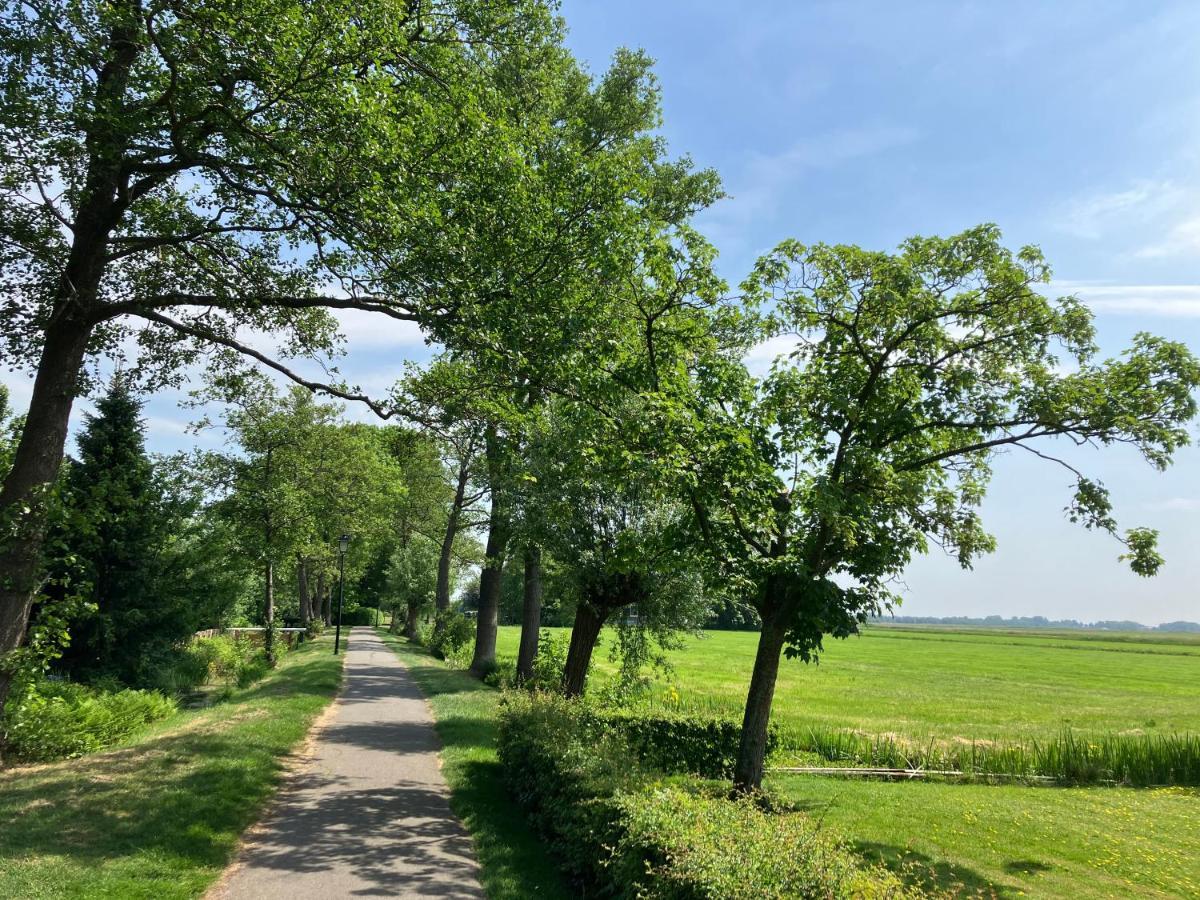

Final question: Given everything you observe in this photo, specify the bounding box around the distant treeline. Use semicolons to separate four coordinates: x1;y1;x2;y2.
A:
872;615;1200;633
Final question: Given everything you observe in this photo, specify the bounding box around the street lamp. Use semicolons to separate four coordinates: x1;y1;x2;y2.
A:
333;533;351;654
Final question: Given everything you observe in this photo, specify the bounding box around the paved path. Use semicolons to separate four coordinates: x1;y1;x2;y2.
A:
212;626;485;900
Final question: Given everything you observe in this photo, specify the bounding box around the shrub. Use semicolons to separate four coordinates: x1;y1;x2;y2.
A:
529;629;568;689
497;693;914;898
427;610;474;660
4;679;177;761
585;707;778;779
612;787;913;899
337;605;377;627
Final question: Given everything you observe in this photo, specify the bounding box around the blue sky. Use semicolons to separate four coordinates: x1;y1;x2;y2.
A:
5;1;1198;624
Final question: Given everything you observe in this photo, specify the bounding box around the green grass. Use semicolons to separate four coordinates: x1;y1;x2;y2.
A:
494;624;1200;739
771;776;1200;898
0;637;342;899
373;629;571;900
494;623;1200;897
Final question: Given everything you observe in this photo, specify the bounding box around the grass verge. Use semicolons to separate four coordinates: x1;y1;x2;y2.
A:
373;628;570;900
0;636;342;899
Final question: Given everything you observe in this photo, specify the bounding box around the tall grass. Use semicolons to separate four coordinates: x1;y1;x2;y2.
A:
775;724;1200;786
627;694;1200;786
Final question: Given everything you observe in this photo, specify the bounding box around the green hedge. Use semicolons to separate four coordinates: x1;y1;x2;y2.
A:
584;707;778;779
497;694;918;898
4;679;177;762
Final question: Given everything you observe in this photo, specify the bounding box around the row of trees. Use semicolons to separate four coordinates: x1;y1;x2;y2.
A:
3;0;1198;791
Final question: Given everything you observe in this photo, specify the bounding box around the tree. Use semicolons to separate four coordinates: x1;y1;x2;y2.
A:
680;226;1200;791
0;0;566;700
49;380;174;681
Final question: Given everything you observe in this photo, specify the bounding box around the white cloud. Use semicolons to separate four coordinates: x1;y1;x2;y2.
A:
332;308;427;349
1056;180;1182;240
1134;215;1200;259
1051;282;1200;317
744;334;797;377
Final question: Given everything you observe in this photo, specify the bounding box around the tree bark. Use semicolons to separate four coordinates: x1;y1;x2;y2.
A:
263;559;276;665
297;559;311;624
515;544;542;684
562;602;609;697
732;599;790;793
436;456;471;613
469;430;508;677
0;315;94;707
0;6;141;708
404;600;421;640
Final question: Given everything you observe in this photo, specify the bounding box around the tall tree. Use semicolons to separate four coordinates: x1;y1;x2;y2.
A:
0;0;563;699
681;226;1200;791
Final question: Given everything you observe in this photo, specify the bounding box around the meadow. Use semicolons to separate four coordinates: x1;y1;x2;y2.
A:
493;623;1200;897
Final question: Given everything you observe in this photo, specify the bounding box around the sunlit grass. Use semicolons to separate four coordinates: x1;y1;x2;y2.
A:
0;637;342;899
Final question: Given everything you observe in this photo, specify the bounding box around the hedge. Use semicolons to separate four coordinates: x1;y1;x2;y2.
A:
497;693;919;898
583;706;778;779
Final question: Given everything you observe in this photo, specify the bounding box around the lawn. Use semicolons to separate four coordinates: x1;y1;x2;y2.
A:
773;777;1200;898
493;623;1200;897
373;629;571;900
0;636;342;899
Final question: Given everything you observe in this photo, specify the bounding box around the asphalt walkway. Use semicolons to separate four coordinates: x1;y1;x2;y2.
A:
211;626;485;900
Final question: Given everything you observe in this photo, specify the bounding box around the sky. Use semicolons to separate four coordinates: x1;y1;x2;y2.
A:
5;1;1199;624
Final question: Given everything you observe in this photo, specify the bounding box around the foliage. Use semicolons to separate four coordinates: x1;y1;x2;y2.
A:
427;610;475;661
3;678;175;761
142;634;276;697
611;787;916;899
584;706;777;780
496;692;914;898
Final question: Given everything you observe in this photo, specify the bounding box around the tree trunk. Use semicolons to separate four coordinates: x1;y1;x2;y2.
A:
469;430;508;677
436;456;470;613
263;559;276;666
0;11;140;707
315;571;330;626
0;315;94;707
516;544;542;684
404;602;421;640
732;601;790;793
562;602;609;697
297;559;311;624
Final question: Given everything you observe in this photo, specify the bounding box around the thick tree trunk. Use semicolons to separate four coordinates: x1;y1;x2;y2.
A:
732;601;790;793
436;457;470;613
515;544;542;684
0;315;94;707
316;571;330;626
0;9;140;709
404;601;421;640
469;430;508;677
562;602;609;697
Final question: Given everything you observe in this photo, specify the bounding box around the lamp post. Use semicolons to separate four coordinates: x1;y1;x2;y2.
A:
333;533;351;654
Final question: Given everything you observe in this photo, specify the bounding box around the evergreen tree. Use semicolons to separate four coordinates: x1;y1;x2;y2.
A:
56;381;180;682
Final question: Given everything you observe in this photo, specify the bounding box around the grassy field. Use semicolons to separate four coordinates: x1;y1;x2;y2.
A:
373;630;570;900
493;623;1200;897
494;624;1200;739
0;636;342;899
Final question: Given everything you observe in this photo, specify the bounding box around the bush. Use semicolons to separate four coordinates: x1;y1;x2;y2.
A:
585;707;778;779
338;605;377;627
428;610;474;660
142;634;275;696
3;679;177;762
611;787;913;899
497;693;914;898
